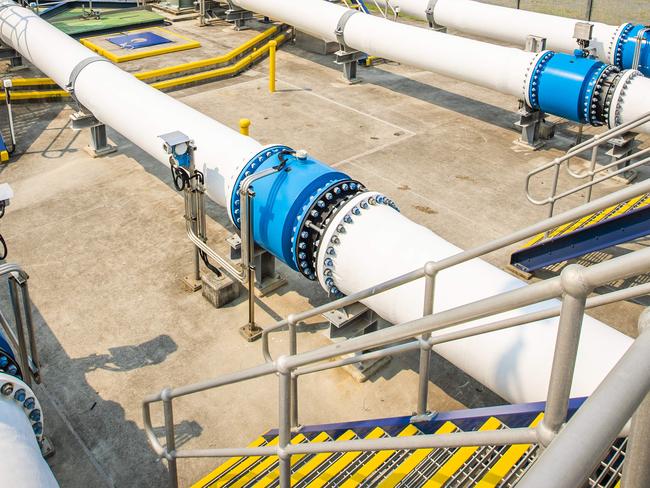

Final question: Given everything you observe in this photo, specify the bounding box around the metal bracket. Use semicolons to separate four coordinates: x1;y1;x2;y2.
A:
334;10;363;83
632;27;650;71
410;410;438;424
425;0;445;32
66;56;109;99
225;0;253;30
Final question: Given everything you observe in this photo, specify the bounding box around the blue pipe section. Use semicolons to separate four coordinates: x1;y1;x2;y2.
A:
529;51;608;125
614;24;650;77
230;145;349;272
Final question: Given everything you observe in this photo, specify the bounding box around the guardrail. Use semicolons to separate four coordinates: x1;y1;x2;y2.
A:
525;112;650;218
143;180;650;487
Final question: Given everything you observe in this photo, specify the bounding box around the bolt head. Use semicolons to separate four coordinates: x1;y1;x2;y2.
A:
1;383;13;396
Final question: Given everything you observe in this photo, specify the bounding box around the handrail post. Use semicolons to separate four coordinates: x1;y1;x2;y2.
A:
8;274;31;387
585;145;598;203
415;263;437;417
289;319;299;429
162;389;179;488
621;310;650;488
19;278;40;383
278;368;291;487
539;264;591;445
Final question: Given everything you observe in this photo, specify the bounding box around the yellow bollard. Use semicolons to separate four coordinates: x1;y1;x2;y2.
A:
239;118;251;136
269;40;277;93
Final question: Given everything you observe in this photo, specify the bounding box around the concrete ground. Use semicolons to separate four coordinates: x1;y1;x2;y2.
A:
0;15;646;488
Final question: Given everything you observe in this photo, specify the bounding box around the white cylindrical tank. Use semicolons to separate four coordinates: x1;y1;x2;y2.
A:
0;373;58;487
317;194;633;403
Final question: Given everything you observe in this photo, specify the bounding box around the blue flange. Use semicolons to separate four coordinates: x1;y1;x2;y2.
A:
0;330;22;379
616;24;650;76
529;52;608;125
230;146;350;271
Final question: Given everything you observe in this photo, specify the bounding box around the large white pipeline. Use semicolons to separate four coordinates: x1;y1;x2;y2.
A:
235;0;650;133
0;373;58;487
378;0;650;75
0;4;635;476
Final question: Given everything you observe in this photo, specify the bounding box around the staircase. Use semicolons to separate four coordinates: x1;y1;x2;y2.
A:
192;399;624;487
510;192;650;273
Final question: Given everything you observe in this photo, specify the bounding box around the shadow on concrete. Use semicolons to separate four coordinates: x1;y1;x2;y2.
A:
72;334;178;372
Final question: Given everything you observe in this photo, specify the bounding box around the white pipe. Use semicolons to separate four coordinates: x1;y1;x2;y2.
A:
0;374;58;487
0;2;262;209
317;194;632;404
378;0;623;64
0;0;635;408
235;0;539;99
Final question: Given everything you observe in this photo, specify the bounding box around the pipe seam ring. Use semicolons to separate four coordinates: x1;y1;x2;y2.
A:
335;9;359;47
66;56;110;96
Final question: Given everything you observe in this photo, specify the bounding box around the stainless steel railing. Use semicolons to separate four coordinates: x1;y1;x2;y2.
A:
525;112;650;218
0;263;41;387
143;180;650;487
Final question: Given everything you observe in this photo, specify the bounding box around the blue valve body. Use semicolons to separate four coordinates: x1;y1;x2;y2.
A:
617;24;650;76
230;146;349;271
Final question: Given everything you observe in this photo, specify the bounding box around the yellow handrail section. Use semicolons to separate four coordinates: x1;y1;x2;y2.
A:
3;26;286;100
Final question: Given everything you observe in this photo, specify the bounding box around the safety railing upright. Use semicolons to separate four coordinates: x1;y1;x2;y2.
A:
143;179;650;488
525;112;650;218
0;263;41;387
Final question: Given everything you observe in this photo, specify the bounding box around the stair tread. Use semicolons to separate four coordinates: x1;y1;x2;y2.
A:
522;193;650;249
307;427;386;488
254;432;332;488
378;421;458;488
340;424;420;488
192;436;269;488
475;413;544;488
291;429;357;486
422;417;502;488
227;434;308;488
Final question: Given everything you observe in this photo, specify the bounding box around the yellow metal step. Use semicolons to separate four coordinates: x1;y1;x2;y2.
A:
308;426;386;488
227;433;308;488
290;429;357;485
191;436;268;488
254;432;331;488
378;421;458;488
422;417;502;488
522;193;650;249
340;424;420;488
475;413;544;488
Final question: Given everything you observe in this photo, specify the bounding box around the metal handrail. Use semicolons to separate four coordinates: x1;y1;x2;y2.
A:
143;183;650;486
0;263;40;386
525;112;650;217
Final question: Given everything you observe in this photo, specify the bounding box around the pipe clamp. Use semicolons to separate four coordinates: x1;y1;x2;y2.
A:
66;56;109;97
335;9;358;48
425;0;443;30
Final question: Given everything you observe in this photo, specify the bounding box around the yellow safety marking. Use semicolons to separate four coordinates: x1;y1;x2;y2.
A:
228;434;307;488
521;193;650;249
150;34;286;91
254;431;331;488
290;429;357;486
0;150;8;162
5;25;281;91
423;417;502;488
79;27;201;63
378;421;458;488
0;90;69;100
475;413;544;488
341;424;419;488
191;436;268;488
205;436;281;487
308;427;386;488
613;481;620;488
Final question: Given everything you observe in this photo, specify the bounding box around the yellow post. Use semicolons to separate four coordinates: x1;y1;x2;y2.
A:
269;40;277;93
239;118;251;136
